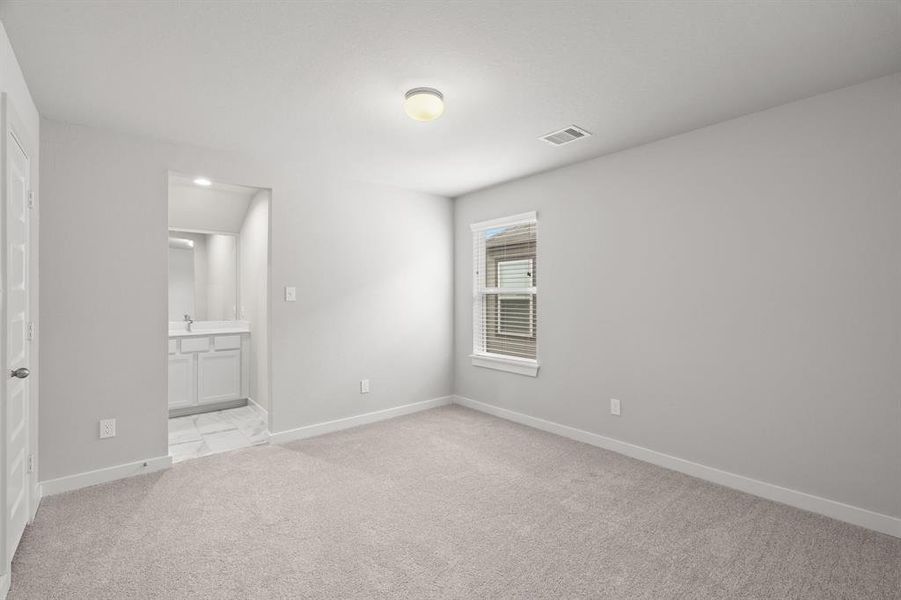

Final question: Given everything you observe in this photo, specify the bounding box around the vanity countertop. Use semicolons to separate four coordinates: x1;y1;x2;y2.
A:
168;321;250;338
169;327;249;338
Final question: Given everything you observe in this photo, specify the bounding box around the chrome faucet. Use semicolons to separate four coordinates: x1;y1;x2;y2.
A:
184;314;194;332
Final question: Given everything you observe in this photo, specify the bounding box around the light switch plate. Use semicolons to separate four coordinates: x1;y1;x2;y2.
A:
285;286;297;302
610;399;621;416
360;379;370;394
99;418;116;439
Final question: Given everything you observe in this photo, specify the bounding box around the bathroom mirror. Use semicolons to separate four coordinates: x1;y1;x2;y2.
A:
168;230;238;321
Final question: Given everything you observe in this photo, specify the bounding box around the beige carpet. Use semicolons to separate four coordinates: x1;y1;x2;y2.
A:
9;405;900;599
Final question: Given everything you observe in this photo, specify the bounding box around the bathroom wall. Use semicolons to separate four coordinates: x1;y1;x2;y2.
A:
239;190;270;411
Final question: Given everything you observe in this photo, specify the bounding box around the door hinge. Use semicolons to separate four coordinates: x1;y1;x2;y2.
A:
26;321;34;341
26;455;34;474
27;190;34;209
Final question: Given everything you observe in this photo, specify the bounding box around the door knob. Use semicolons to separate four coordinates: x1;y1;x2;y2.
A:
10;367;29;379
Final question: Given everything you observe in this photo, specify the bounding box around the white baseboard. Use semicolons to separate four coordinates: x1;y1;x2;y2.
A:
247;397;269;423
270;395;454;445
29;482;41;522
453;395;901;538
40;455;173;497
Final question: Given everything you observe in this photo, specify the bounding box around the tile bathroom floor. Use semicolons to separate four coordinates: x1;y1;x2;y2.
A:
168;405;269;463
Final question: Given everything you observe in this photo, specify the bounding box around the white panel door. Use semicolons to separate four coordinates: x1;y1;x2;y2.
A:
197;350;241;404
3;101;30;560
167;354;195;409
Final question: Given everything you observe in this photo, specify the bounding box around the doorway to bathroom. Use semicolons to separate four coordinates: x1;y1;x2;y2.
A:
166;173;271;463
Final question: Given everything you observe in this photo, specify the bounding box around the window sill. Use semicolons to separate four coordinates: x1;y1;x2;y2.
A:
470;353;539;377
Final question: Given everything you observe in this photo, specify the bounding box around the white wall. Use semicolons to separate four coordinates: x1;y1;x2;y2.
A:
239;190;269;411
454;75;901;519
39;118;454;480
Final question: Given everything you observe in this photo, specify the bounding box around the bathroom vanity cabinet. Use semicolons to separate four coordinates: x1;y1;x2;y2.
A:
168;327;250;414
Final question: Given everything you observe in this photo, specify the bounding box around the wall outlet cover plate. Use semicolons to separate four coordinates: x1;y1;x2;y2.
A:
610;399;621;416
99;418;117;439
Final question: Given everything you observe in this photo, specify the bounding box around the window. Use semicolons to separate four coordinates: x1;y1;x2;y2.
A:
471;212;538;376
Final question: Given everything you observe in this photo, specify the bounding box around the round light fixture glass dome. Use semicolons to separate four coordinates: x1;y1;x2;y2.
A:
404;88;444;122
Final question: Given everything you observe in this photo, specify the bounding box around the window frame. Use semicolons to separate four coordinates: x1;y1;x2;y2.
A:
470;212;539;377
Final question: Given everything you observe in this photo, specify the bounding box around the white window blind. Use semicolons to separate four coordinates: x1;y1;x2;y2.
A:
471;212;537;365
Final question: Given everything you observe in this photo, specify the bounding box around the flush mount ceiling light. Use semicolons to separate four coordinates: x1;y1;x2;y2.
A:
193;177;212;187
404;87;444;122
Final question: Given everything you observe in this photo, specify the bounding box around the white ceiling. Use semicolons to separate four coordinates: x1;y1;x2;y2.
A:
2;1;900;197
168;174;259;233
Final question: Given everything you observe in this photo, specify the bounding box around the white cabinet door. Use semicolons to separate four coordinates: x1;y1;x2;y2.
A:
197;350;241;404
168;354;195;409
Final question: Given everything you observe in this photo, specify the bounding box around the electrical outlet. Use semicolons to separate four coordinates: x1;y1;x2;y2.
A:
99;418;116;439
360;379;370;394
610;398;621;416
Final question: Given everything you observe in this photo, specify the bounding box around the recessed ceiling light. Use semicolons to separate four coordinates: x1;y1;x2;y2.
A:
404;88;444;122
193;177;212;187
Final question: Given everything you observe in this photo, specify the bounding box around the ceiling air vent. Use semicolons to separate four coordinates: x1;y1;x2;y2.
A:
539;125;591;146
